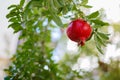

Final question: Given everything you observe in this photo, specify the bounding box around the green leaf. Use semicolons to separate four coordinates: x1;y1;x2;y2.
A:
91;19;109;26
52;14;63;27
49;9;63;27
6;12;17;18
93;25;102;28
8;23;16;28
8;5;17;9
6;8;22;21
8;17;19;22
83;5;92;8
62;7;69;14
87;11;99;19
97;32;109;40
8;23;23;33
20;0;25;7
96;44;104;54
53;0;62;8
96;35;106;46
94;35;104;54
50;0;58;13
9;8;17;13
57;0;65;6
81;0;88;5
25;20;34;29
4;76;11;80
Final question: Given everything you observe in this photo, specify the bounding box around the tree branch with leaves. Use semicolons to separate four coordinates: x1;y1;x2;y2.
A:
4;0;109;80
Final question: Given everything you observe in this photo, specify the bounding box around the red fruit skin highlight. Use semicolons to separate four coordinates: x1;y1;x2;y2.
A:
66;19;92;46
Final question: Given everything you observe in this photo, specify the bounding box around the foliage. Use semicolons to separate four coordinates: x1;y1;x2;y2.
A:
5;0;109;80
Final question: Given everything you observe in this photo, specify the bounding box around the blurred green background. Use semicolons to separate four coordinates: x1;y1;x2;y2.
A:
0;0;120;80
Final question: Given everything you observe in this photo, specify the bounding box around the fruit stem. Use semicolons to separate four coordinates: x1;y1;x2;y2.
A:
78;40;85;46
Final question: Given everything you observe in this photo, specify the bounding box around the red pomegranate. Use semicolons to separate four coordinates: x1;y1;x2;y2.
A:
66;19;92;46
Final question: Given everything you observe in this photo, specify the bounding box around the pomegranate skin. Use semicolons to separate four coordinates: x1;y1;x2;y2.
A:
66;19;92;46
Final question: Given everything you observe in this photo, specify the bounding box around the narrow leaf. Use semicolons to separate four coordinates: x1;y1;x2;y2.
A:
8;5;17;9
8;23;20;28
20;0;25;7
96;35;106;46
49;9;63;27
96;45;104;54
81;0;88;5
6;12;17;18
57;0;65;6
97;32;109;40
50;0;58;13
83;5;92;8
52;14;63;27
94;35;104;54
9;8;17;13
8;17;19;22
53;0;62;8
87;11;99;19
93;25;102;28
8;23;23;33
91;19;109;26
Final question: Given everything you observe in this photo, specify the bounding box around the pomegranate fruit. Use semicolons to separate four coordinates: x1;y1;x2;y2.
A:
66;19;92;46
